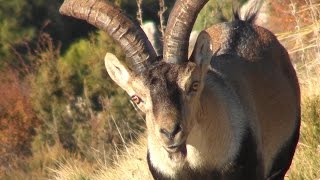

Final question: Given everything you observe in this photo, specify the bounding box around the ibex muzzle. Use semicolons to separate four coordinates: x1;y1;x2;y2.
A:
60;0;300;179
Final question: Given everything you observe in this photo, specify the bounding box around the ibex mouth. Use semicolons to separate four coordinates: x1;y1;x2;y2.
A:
165;141;187;162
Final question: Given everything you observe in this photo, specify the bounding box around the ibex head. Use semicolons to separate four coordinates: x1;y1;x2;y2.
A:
60;0;210;162
104;48;210;161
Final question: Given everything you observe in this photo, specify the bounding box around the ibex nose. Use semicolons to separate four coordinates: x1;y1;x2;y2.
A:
160;123;182;140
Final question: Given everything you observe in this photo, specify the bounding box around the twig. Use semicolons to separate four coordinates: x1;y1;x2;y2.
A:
129;100;145;122
111;115;129;154
8;45;30;75
158;0;167;38
136;0;143;26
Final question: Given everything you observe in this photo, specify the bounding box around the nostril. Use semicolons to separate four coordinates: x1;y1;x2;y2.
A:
160;123;182;140
160;128;168;136
172;124;182;136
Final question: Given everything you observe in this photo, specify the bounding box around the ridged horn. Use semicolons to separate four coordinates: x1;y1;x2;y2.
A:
163;0;208;64
59;0;157;73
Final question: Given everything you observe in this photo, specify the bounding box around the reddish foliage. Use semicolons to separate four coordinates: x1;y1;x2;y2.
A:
0;69;38;170
264;0;314;33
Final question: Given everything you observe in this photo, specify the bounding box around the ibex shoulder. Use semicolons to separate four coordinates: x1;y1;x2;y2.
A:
205;20;283;64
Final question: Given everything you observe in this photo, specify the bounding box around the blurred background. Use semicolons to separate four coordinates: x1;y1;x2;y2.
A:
0;0;319;179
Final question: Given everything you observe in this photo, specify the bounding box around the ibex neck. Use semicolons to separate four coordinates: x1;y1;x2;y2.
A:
186;73;247;170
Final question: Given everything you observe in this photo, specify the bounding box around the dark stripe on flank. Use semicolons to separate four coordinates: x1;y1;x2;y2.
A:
267;115;301;179
223;129;264;180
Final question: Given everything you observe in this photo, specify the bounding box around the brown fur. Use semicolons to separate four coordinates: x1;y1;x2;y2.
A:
205;20;300;177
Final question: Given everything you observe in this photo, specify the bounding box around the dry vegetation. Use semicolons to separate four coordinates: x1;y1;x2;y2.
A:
0;69;38;176
278;2;320;179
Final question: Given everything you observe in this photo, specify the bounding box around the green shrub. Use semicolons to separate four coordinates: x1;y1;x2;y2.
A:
31;31;144;162
194;0;248;31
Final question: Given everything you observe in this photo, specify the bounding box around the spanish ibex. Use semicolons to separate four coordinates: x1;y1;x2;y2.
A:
60;0;300;179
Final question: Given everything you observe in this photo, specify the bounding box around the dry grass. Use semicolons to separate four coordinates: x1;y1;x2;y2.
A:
286;96;320;180
3;143;75;179
91;137;150;180
277;2;320;180
50;137;151;180
49;159;93;180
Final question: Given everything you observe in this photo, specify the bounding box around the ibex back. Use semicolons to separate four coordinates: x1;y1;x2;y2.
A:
60;0;300;179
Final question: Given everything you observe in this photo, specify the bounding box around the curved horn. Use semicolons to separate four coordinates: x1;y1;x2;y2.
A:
59;0;157;73
163;0;208;64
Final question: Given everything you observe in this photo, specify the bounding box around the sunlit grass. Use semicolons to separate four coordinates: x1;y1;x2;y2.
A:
279;2;320;179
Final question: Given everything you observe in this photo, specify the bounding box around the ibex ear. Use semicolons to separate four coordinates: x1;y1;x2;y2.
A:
190;31;213;76
104;53;133;93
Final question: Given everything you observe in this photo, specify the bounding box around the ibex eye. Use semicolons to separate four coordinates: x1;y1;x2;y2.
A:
131;95;141;104
190;81;200;92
